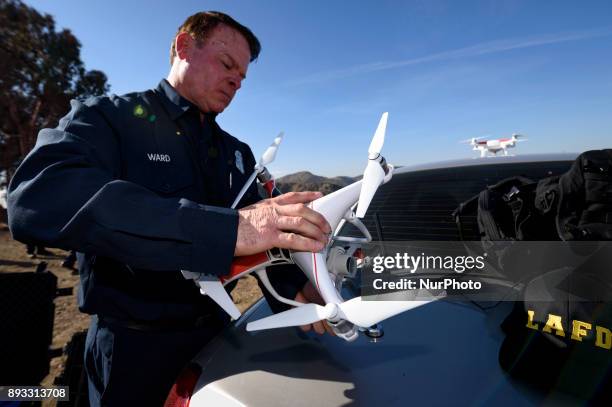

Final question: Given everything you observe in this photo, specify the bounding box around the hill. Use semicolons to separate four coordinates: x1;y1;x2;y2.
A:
276;171;358;195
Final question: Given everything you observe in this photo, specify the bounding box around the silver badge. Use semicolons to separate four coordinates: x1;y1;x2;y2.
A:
235;150;245;174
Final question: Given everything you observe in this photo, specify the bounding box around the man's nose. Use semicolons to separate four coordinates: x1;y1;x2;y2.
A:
228;74;242;91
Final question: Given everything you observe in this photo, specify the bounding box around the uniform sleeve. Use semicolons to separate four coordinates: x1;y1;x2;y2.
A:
7;99;237;275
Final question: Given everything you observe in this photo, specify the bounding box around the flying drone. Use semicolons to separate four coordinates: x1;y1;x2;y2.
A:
182;113;435;341
461;133;528;157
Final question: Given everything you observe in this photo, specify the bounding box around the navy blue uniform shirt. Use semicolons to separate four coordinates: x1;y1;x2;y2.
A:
8;79;305;322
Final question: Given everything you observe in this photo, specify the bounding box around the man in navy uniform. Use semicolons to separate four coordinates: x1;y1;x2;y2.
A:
8;11;331;406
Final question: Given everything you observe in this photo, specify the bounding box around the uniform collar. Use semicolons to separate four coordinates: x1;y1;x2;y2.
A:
155;79;219;122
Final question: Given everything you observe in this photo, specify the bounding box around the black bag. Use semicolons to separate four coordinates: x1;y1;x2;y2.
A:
454;175;561;242
499;262;612;401
455;150;612;243
454;151;612;401
0;271;57;385
499;151;612;401
557;149;612;240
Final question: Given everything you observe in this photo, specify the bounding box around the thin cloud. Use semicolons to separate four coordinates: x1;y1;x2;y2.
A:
287;27;612;86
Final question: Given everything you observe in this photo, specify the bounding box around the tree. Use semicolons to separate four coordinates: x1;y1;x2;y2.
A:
0;0;109;182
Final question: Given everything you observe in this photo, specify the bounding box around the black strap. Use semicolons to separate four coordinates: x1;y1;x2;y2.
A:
452;195;479;241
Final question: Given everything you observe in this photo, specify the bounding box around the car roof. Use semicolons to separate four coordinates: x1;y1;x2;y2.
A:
395;153;578;174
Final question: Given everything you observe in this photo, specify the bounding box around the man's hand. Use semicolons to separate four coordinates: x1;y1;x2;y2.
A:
295;281;335;336
235;191;331;256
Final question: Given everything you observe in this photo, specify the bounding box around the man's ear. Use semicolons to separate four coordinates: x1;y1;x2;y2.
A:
175;32;193;61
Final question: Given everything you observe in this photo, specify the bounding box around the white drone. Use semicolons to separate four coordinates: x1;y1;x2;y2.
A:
182;113;435;341
461;133;527;157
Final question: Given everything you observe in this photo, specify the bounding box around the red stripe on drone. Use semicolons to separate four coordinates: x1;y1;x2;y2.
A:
264;180;275;197
309;201;321;291
221;251;269;284
313;252;320;291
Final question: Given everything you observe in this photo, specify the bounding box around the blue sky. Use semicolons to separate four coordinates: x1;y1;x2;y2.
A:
26;0;612;176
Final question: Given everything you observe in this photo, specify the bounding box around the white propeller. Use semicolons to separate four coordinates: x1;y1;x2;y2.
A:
258;132;284;170
459;137;485;144
355;112;388;218
231;132;283;209
246;296;435;332
338;297;433;328
248;303;337;330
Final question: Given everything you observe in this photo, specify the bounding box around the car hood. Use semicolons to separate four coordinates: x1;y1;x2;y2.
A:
189;300;583;406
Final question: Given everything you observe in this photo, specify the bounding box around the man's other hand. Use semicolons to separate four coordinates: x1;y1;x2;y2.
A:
295;281;335;336
235;191;331;256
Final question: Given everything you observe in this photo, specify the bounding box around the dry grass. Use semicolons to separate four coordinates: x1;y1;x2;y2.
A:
0;225;262;406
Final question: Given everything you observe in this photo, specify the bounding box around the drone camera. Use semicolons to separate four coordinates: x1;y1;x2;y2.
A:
327;246;358;277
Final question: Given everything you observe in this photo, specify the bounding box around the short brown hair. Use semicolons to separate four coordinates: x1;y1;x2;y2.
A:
170;11;261;65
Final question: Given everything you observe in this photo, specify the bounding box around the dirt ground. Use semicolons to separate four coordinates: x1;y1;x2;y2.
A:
0;225;262;406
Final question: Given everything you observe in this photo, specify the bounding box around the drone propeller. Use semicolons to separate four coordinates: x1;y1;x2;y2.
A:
337;296;434;327
231;132;284;209
459;137;485;144
506;134;526;144
258;132;284;170
247;303;337;330
246;295;435;332
355;112;388;218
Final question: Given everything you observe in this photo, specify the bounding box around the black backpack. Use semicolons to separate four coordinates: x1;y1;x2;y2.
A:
454;175;561;242
455;150;612;243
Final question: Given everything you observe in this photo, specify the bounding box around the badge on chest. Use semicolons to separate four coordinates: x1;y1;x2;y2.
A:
234;150;245;174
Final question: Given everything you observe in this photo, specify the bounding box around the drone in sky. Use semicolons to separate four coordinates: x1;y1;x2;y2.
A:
461;133;528;157
182;113;436;341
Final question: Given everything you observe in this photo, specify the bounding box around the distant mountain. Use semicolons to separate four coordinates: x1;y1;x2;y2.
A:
276;171;358;195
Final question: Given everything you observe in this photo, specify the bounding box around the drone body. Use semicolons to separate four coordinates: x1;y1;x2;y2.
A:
183;113;437;341
463;134;528;157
